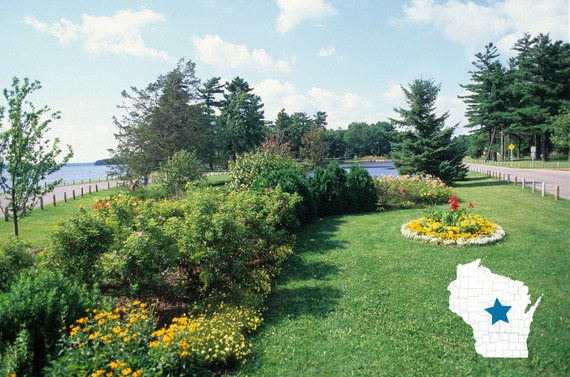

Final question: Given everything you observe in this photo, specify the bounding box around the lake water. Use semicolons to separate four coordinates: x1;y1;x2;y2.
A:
337;161;399;178
308;161;399;178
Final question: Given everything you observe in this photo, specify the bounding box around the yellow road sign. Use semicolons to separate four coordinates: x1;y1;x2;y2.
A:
508;144;516;150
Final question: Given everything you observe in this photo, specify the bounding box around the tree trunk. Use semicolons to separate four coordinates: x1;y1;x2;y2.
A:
486;126;497;162
541;133;547;162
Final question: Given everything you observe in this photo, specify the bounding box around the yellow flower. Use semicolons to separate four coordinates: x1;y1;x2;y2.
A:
92;370;106;377
121;368;132;376
149;341;160;347
98;319;105;326
132;370;143;377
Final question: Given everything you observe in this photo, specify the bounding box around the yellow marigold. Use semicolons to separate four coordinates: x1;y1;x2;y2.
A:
132;370;143;377
149;341;160;347
121;368;132;376
92;370;106;377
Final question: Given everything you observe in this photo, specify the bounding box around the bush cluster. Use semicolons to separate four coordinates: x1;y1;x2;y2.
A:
0;237;34;291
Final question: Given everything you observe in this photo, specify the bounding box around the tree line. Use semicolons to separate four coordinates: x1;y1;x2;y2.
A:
109;59;399;179
460;33;570;162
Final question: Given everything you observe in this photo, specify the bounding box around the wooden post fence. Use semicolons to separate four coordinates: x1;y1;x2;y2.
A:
514;176;517;186
522;177;525;190
53;195;56;207
95;184;98;193
542;182;546;197
532;180;536;193
40;197;44;210
73;190;76;200
81;187;84;197
89;185;92;195
64;192;67;203
555;185;559;200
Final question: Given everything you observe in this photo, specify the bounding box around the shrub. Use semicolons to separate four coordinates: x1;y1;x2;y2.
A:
45;301;210;377
0;328;31;377
251;168;316;225
49;212;114;284
177;187;298;297
0;237;34;292
346;164;378;212
228;150;300;191
0;270;101;374
374;174;456;208
160;149;207;196
310;161;349;216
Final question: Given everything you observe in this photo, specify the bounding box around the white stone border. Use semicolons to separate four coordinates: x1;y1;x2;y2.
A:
401;220;506;246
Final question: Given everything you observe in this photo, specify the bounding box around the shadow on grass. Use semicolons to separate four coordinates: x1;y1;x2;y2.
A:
262;216;347;323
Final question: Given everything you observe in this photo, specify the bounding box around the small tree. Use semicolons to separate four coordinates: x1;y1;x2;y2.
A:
300;127;328;169
159;150;206;195
390;78;467;185
0;77;73;236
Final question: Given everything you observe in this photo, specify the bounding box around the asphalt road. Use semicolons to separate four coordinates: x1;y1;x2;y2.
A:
0;181;122;211
467;163;570;200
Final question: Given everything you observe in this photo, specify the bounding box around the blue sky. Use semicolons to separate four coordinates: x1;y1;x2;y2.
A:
1;0;568;162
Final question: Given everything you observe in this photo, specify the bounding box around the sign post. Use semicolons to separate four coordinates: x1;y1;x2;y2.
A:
530;146;536;167
508;144;516;167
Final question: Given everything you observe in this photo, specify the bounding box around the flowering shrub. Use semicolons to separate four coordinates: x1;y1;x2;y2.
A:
45;301;210;377
374;174;455;208
401;198;505;245
47;301;262;376
49;212;114;284
228;150;300;191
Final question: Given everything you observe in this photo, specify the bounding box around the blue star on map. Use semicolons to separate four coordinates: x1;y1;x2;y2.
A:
485;298;512;325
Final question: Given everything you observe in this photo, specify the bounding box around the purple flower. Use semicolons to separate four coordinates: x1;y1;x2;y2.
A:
159;216;164;221
281;199;285;203
138;232;144;237
267;187;273;191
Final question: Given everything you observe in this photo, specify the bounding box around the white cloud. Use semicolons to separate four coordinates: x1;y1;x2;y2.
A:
317;46;336;57
24;8;172;60
192;34;291;73
393;0;569;56
276;0;337;34
253;79;378;127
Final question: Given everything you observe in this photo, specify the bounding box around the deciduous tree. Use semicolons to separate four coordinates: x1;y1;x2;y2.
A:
0;77;73;236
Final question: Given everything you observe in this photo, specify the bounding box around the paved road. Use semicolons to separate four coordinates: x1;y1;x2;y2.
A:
467;163;570;200
0;181;122;212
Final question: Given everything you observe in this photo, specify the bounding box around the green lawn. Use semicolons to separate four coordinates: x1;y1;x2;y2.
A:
237;174;569;376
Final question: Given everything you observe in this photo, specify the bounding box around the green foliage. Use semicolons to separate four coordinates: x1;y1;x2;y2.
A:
46;301;211;377
344;121;394;157
0;328;31;377
346;164;378;212
374;174;456;208
0;77;73;236
0;270;100;374
300;127;328;169
273;110;328;156
550;110;570;155
49;212;115;284
252;168;316;225
309;161;349;216
391;78;468;185
0;237;34;291
228;150;300;191
160;149;206;195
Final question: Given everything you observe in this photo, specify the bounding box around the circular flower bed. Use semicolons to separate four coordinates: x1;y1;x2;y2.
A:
401;197;505;246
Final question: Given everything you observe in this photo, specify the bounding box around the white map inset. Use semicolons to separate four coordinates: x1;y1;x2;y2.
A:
448;259;542;358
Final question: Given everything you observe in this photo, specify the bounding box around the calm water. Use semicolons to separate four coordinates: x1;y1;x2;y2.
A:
1;163;113;187
308;161;399;178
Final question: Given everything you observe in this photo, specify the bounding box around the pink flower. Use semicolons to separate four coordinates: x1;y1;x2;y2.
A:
267;187;273;191
281;199;285;203
137;214;142;218
138;232;144;237
159;216;164;220
401;188;406;193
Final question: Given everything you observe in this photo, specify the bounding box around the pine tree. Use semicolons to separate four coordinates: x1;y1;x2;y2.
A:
390;78;467;185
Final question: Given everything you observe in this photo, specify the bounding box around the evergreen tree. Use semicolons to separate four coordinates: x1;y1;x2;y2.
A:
390;78;467;185
220;77;266;161
510;33;570;161
110;59;213;177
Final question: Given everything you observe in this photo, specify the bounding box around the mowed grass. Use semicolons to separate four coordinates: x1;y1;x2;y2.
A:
237;174;569;376
466;156;569;169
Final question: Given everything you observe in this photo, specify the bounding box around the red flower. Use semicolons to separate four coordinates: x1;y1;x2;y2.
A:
401;188;406;193
467;202;474;209
448;196;459;211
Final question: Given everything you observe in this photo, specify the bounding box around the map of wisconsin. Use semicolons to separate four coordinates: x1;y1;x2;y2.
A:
448;259;542;358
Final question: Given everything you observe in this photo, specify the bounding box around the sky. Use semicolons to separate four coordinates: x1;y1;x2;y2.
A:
1;0;568;163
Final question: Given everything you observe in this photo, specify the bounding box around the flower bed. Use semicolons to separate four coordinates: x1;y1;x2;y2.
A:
401;197;505;245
